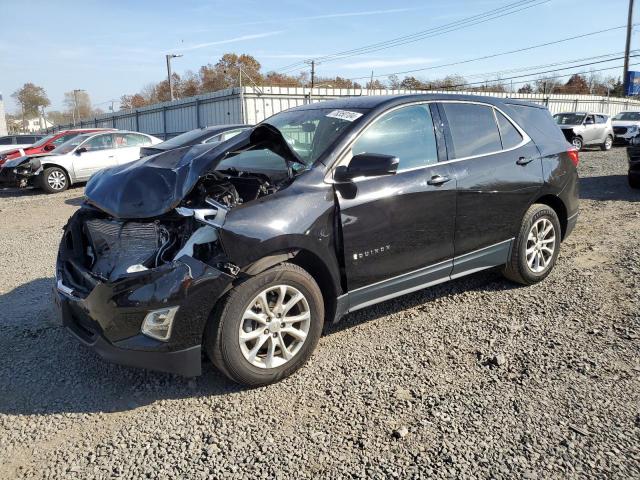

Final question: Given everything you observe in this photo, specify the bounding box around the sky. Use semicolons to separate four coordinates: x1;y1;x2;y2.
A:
0;0;635;113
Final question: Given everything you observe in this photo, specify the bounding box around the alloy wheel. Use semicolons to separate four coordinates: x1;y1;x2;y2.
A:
525;218;556;273
604;136;613;150
238;285;311;369
572;137;583;150
47;170;67;191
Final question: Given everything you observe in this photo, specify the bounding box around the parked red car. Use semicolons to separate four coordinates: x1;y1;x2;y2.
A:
0;128;114;165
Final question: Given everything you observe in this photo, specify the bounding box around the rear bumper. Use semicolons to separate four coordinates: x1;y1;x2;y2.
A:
55;253;235;377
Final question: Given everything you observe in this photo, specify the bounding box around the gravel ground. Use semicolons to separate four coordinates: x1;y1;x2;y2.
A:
0;148;638;479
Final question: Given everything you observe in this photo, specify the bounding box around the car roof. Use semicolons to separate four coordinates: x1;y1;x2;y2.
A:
283;93;545;112
555;111;607;116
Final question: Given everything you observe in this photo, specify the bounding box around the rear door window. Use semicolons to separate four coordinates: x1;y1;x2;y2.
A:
495;111;523;150
441;103;502;158
352;104;438;170
595;115;607;124
0;137;12;145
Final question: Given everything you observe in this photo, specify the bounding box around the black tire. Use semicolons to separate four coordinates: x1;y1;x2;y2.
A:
503;204;562;285
600;135;613;151
40;166;69;193
571;136;584;151
629;173;640;189
204;263;324;386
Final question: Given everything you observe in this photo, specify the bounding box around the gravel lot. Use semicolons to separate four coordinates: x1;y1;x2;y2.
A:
0;148;638;479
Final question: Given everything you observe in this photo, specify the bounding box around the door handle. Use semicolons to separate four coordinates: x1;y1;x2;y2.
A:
427;174;451;186
516;157;534;166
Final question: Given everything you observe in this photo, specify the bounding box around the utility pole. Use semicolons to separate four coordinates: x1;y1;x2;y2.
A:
166;54;183;101
72;89;84;126
310;60;316;89
623;0;635;95
369;70;374;91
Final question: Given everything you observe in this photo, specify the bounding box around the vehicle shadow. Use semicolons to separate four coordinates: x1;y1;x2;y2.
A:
0;187;41;198
0;269;516;416
579;174;639;201
0;277;243;417
64;195;85;206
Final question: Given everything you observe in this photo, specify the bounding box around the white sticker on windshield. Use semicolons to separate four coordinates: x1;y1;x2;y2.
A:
326;110;363;122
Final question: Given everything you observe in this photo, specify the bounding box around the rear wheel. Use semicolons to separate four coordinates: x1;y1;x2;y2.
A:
204;263;324;386
503;204;561;285
571;136;584;151
600;135;613;151
629;173;640;189
40;167;69;193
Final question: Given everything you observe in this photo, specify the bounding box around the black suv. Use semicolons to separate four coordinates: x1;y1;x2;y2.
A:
55;95;579;386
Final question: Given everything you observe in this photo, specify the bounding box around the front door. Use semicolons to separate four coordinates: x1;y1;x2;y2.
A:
437;102;543;275
335;103;457;296
73;133;116;180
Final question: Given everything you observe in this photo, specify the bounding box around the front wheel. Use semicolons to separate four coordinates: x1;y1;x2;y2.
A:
600;135;613;151
503;204;561;285
40;166;69;193
204;263;324;386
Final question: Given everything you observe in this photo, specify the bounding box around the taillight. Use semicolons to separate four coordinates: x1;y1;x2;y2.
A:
567;148;579;167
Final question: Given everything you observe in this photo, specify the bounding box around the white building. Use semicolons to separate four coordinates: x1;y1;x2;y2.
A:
0;94;7;136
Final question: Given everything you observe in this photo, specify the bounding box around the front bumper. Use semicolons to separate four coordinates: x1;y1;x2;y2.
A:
56;254;235;377
0;166;33;188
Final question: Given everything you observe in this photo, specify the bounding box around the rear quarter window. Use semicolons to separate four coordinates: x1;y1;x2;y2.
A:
506;104;567;154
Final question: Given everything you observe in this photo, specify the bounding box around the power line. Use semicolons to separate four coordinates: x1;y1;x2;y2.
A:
275;0;550;73
426;56;640;91
344;25;636;81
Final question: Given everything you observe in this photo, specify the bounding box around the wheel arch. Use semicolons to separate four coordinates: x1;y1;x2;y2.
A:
242;249;340;324
533;194;568;239
41;162;73;185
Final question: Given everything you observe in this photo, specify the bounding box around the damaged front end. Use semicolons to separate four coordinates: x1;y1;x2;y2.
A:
0;155;43;188
56;125;303;376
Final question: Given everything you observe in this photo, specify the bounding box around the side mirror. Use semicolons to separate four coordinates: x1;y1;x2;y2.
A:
334;153;399;182
76;147;87;155
43;144;55;152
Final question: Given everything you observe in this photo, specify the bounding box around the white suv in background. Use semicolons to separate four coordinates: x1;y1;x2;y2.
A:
553;112;614;151
0;131;161;193
611;111;640;144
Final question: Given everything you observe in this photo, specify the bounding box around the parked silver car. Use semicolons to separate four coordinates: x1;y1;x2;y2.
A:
553;112;614;151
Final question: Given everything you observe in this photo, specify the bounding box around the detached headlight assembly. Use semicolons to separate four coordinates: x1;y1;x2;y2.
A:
141;306;179;341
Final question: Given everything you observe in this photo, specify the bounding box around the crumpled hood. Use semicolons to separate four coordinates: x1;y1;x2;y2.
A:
85;125;301;219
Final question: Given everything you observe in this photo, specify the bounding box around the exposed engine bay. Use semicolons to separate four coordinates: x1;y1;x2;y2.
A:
57;124;305;287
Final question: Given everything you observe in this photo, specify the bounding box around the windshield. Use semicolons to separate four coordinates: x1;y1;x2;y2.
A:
262;107;368;164
158;129;212;149
30;133;57;148
54;134;92;155
554;113;586;125
613;111;640;121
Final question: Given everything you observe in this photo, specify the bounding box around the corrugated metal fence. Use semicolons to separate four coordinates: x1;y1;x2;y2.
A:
47;86;640;139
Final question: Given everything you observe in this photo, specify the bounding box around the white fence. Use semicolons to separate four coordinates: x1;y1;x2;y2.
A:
48;86;640;139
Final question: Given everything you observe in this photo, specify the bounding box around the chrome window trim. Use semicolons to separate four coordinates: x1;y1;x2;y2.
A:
324;99;532;184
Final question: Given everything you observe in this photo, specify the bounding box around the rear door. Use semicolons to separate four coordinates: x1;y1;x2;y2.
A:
438;102;543;275
582;114;598;144
115;133;152;164
73;133;116;180
335;103;457;292
594;115;608;143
